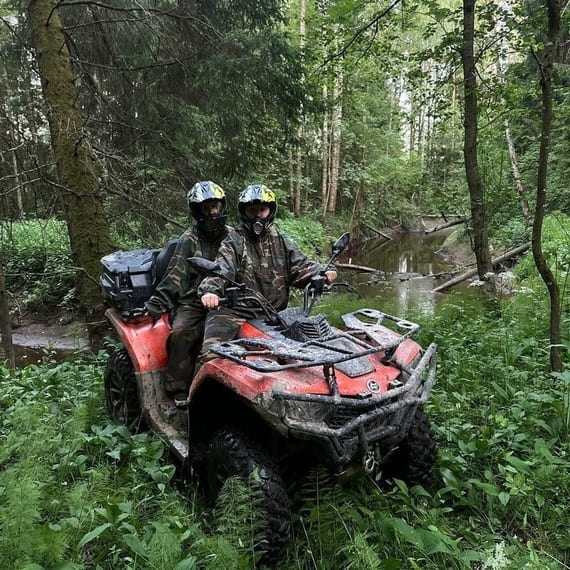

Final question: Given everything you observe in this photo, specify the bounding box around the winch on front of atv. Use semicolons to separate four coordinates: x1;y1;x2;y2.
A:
100;232;437;564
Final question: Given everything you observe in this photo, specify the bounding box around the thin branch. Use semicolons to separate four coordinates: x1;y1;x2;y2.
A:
105;186;186;231
69;54;196;72
319;0;402;69
58;0;185;18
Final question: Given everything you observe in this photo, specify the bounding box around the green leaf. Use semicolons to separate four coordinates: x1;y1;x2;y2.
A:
380;557;402;569
391;518;423;548
473;481;500;496
106;449;121;460
505;455;533;475
123;533;147;558
78;523;112;548
173;557;198;570
498;492;510;505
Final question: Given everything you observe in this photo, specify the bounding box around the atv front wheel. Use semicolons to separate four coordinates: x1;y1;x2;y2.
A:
205;426;291;564
380;407;436;487
104;349;144;430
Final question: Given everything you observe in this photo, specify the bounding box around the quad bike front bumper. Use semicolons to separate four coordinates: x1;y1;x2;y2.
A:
269;342;436;466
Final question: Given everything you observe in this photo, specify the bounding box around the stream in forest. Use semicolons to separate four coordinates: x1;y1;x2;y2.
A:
339;230;477;318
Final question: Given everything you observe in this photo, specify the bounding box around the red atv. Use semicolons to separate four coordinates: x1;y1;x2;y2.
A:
100;233;437;562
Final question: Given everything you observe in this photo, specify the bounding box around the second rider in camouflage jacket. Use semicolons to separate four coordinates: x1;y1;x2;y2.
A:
145;181;230;398
197;224;323;311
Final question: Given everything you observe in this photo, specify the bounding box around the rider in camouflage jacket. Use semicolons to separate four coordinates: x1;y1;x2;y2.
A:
149;228;226;312
197;183;337;367
144;181;230;397
198;224;323;311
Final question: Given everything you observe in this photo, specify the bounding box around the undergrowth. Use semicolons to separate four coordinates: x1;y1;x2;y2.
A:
1;219;75;314
1;285;569;568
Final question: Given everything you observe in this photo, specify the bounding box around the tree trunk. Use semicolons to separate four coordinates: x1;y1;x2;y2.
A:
494;57;533;225
293;0;307;218
505;120;533;225
28;0;114;332
321;84;330;215
288;147;295;212
327;35;343;214
533;0;562;372
2;63;25;219
0;255;15;368
461;0;492;278
8;121;25;219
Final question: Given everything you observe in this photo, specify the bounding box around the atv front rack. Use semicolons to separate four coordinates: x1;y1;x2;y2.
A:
273;342;437;465
209;309;420;373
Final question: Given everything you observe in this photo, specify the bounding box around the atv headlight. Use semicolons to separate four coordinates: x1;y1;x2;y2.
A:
284;401;334;422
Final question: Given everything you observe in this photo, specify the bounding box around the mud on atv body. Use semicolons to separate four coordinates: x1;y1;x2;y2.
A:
102;233;437;562
106;305;436;465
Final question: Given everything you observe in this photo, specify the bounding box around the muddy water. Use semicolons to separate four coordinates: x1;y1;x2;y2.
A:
7;322;90;368
342;232;471;317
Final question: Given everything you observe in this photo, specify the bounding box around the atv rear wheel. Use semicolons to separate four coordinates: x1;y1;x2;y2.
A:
104;349;144;430
205;426;291;564
380;407;436;487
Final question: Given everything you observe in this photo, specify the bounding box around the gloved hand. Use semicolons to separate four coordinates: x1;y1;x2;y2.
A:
144;300;164;323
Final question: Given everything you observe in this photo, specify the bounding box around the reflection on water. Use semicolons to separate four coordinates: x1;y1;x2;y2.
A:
343;232;465;317
353;232;454;274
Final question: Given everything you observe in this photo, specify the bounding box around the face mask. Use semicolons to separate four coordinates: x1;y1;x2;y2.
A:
251;218;265;235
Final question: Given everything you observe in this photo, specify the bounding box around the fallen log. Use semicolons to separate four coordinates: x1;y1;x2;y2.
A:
425;218;465;234
336;262;378;273
362;222;392;241
433;242;530;292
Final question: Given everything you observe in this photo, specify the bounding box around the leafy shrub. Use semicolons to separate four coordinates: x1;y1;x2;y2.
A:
514;212;570;280
1;219;76;312
276;214;331;258
490;217;531;248
0;355;246;569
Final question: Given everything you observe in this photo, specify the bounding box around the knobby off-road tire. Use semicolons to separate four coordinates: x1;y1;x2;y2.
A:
104;349;144;431
205;426;291;564
380;407;436;487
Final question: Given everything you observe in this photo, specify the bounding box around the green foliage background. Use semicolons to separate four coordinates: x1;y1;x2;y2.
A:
0;220;76;312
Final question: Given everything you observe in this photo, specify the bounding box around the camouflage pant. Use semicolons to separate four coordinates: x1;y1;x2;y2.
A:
166;302;208;392
196;306;260;371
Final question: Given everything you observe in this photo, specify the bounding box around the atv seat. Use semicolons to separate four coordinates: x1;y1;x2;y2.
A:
152;238;178;286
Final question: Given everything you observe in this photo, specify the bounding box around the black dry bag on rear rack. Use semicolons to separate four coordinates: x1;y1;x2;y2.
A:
100;239;177;312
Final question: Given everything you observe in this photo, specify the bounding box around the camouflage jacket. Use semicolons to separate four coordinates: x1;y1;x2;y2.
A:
198;224;325;311
149;225;230;311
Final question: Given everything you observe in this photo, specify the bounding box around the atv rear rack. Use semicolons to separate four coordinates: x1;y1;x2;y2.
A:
209;309;421;373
